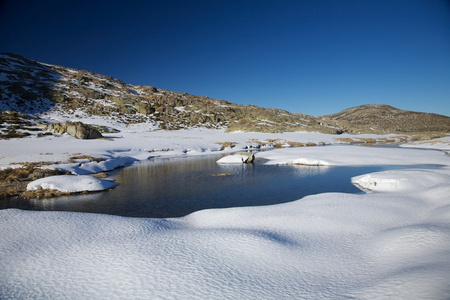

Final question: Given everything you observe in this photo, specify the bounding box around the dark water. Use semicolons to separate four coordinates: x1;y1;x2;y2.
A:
0;154;394;218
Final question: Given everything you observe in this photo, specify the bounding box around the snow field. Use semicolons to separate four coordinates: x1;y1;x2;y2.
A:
1;139;450;299
1;125;450;298
1;179;449;299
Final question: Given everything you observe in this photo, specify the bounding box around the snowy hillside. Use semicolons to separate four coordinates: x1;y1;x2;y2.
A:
0;53;322;134
2;53;449;137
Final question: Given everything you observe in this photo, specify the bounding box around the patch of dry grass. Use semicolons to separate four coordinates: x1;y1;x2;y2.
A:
337;137;399;145
246;139;323;148
148;148;174;153
20;189;70;199
90;172;108;178
336;137;360;144
68;154;104;163
286;141;305;147
0;166;69;200
216;141;237;150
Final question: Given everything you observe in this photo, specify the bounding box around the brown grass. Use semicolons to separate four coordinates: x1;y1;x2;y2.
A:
68;154;104;163
0;167;69;200
90;172;108;178
337;137;390;145
20;189;70;199
148;148;174;153
216;141;237;150
286;141;305;147
336;137;359;144
357;138;377;144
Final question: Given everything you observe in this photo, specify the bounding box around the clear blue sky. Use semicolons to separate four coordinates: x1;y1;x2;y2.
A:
1;0;449;116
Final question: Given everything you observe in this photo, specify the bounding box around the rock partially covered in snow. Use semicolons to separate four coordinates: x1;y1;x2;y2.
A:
47;122;103;139
27;175;116;193
352;168;450;193
216;153;255;164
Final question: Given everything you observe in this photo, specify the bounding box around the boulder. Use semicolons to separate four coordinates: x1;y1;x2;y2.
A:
47;122;103;139
217;153;255;164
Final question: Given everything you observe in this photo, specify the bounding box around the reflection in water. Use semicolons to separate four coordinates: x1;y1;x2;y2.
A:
1;154;383;218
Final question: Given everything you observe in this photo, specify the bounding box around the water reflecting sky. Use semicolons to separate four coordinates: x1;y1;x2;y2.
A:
2;154;386;218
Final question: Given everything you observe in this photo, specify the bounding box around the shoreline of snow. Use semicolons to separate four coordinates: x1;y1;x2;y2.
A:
1;129;448;195
1;128;447;171
1;128;448;173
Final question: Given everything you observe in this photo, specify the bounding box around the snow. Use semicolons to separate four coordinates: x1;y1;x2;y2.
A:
1;161;450;298
217;154;253;164
352;168;450;193
174;106;186;112
256;144;448;166
0;127;415;171
1;129;450;298
401;136;450;153
27;175;117;193
52;157;139;175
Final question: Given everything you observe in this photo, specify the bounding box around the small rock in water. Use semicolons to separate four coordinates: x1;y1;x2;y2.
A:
211;173;232;177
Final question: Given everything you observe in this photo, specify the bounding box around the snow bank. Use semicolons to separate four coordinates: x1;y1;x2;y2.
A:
52;156;138;175
257;145;448;166
401;136;450;152
352;168;450;193
27;175;116;193
1;145;450;299
216;153;254;164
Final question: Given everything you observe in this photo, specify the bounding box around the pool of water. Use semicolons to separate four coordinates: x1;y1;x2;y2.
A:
1;154;397;218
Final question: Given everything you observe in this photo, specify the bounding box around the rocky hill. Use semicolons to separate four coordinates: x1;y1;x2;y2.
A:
320;104;450;134
1;53;449;138
0;53;326;134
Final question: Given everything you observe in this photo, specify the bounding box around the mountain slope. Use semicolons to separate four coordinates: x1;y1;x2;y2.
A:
0;53;325;133
320;104;450;133
1;53;449;136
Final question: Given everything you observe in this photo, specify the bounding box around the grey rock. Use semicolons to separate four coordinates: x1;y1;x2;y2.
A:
47;122;103;139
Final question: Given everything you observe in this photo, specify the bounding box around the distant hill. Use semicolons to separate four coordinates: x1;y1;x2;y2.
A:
1;53;449;136
320;104;450;134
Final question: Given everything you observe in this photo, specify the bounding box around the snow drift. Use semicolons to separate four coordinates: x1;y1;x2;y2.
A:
27;175;116;193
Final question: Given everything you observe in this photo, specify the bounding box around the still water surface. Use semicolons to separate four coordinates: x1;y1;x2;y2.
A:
1;154;392;218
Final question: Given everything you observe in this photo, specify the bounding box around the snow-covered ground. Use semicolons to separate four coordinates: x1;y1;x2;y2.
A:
27;175;116;193
2;121;448;169
1;130;450;299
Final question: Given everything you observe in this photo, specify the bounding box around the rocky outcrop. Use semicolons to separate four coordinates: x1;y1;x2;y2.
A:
47;122;103;139
216;153;255;164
